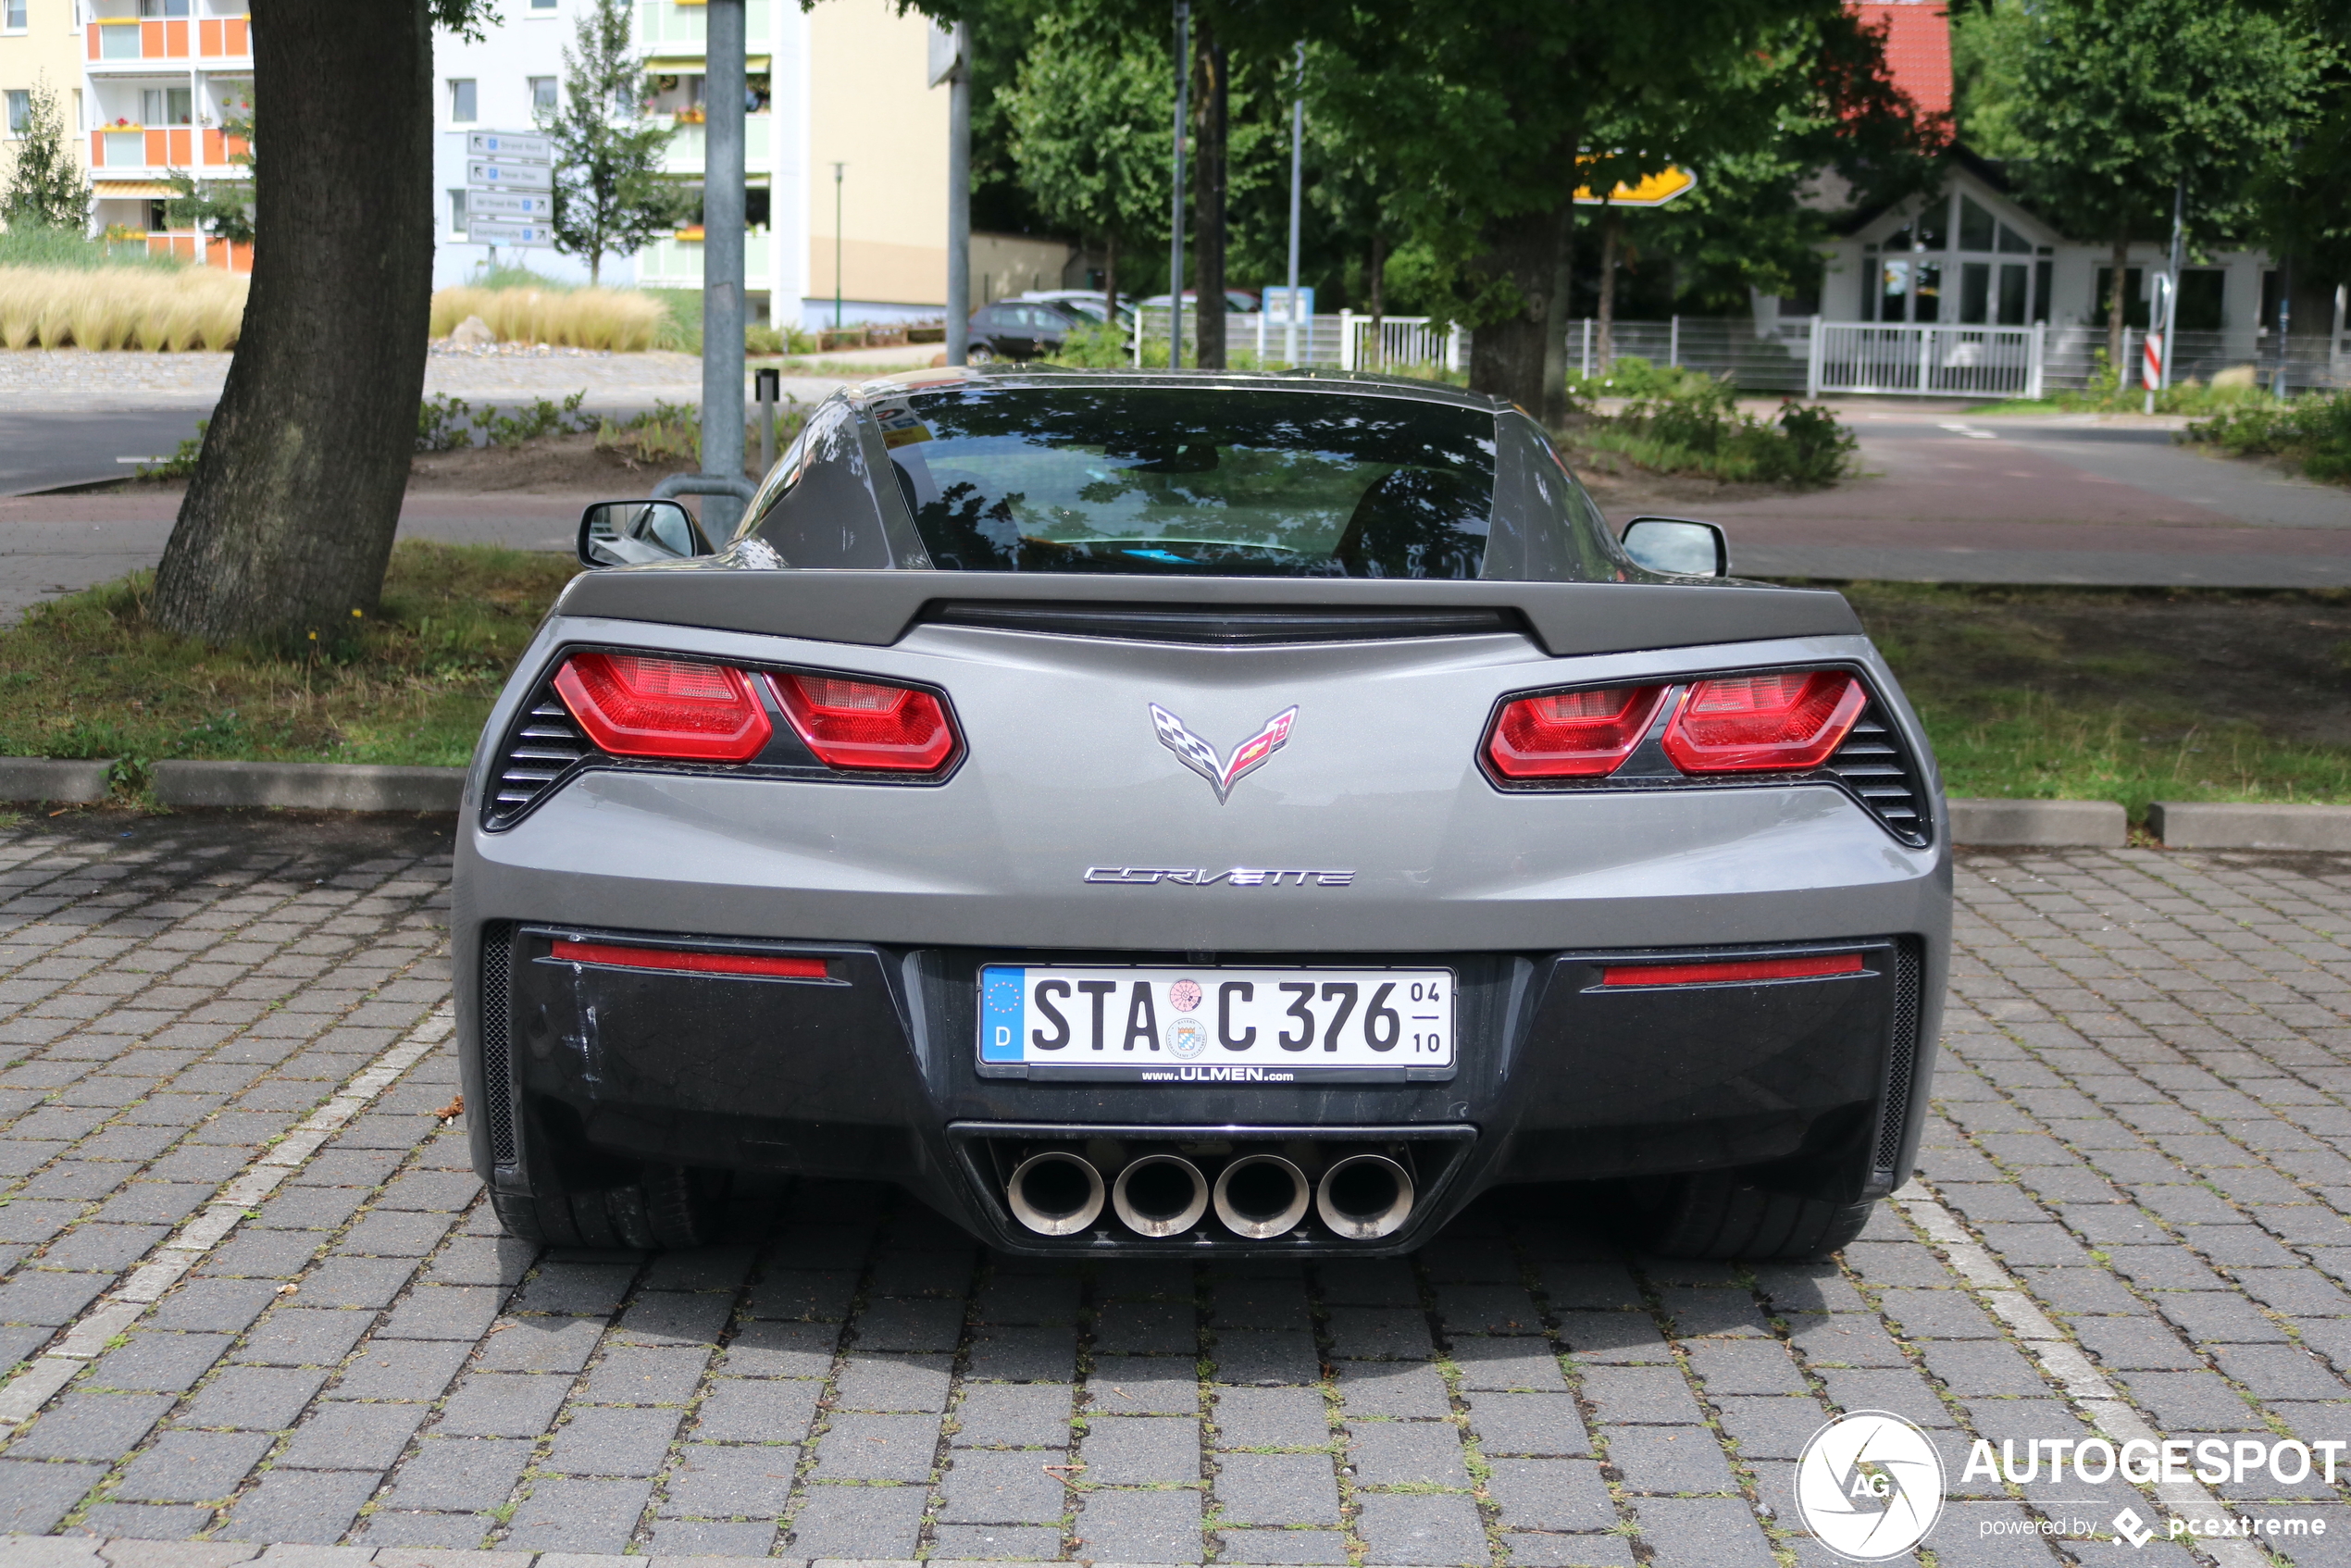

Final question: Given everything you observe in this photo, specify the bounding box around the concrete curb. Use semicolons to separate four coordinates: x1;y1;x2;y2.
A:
1947;796;2127;848
2146;801;2351;852
148;761;464;814
0;758;114;805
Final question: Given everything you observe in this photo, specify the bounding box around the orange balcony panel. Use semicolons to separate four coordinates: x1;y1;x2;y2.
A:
199;18;220;54
143;20;162;56
165;19;187;55
168;128;191;164
90;131;105;168
224;134;249;160
227;18;247;54
145;129;167;166
206;240;253;274
203;128;222;163
85;21;97;59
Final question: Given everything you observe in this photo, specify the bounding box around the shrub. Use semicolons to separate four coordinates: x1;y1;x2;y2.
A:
429;284;665;351
1576;372;1856;486
0;264;245;350
2185;391;2351;484
0;224;180;270
1047;321;1133;368
417;392;596;452
1562;355;1719;405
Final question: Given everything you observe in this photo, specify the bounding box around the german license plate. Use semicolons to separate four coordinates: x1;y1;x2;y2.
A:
978;964;1455;1082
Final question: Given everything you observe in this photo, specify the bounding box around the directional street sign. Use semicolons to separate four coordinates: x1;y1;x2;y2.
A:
468;189;554;219
1573;164;1698;207
467;130;551;163
467;159;553;192
467;218;555;247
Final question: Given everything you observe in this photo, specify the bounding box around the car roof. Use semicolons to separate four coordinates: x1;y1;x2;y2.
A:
847;365;1510;415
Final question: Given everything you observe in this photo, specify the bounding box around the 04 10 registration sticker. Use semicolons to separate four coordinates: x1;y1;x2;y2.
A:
977;964;1456;1083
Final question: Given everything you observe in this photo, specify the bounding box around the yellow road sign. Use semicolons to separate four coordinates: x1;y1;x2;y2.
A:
1574;166;1698;207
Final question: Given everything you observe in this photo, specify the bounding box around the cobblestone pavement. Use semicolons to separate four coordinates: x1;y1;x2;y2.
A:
0;823;2348;1568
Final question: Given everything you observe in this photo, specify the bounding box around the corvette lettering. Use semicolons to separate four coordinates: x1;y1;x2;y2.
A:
1084;867;1357;886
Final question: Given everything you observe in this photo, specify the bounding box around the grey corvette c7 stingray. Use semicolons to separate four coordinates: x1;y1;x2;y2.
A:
454;367;1949;1262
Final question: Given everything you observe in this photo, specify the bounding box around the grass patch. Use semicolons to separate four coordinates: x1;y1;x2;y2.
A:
0;541;578;775
0;224;186;271
2183;390;2351;485
0;264;246;351
1842;581;2351;820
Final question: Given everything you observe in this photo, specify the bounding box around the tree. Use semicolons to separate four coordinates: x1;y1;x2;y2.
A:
165;89;255;246
1001;10;1172;318
545;0;688;286
1959;0;2323;372
1;74;90;231
150;1;488;646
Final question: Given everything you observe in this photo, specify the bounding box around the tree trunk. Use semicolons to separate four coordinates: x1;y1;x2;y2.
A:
1367;229;1385;370
1192;23;1226;369
150;1;432;644
2106;224;2129;383
1465;203;1559;407
1597;210;1620;372
1537;203;1575;428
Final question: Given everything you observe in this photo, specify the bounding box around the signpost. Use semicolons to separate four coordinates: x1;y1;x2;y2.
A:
466;131;554;249
1572;164;1698;207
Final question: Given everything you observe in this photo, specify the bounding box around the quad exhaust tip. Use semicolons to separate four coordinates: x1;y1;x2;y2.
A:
1007;1151;1105;1237
1112;1152;1210;1238
1213;1153;1311;1239
1316;1152;1415;1240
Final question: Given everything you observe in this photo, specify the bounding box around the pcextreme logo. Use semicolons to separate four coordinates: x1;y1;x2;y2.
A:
1796;1412;2339;1562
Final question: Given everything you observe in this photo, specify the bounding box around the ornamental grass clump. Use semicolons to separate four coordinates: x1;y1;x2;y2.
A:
0;263;247;351
429;283;665;351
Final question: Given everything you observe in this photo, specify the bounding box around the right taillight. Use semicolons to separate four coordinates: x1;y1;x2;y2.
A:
553;652;773;763
1661;670;1866;773
771;672;958;772
1486;685;1668;778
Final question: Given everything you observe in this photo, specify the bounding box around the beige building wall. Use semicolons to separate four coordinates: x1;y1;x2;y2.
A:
0;0;91;195
805;0;946;307
968;231;1077;313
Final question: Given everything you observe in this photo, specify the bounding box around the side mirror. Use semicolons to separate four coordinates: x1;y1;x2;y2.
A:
578;499;709;567
1621;516;1729;578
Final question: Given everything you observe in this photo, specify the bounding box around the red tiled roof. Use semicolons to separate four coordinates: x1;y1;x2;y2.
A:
1850;0;1952;119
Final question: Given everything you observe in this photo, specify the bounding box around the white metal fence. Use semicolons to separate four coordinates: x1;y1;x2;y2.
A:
1807;323;2045;399
1129;308;1464;373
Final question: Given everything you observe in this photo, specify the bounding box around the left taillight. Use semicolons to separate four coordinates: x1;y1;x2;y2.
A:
1661;670;1866;774
552;652;773;763
771;672;958;772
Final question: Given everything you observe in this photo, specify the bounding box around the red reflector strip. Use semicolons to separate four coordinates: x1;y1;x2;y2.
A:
551;939;828;979
1600;952;1865;988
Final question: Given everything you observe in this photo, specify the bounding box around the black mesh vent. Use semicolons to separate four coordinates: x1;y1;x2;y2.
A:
483;683;591;830
479;924;517;1167
1872;937;1922;1182
1825;703;1931;846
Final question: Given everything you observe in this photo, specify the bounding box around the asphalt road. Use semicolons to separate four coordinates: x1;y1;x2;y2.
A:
0;816;2345;1565
0;412;213;500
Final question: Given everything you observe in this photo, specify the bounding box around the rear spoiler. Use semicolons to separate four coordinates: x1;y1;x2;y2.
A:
554;569;1861;658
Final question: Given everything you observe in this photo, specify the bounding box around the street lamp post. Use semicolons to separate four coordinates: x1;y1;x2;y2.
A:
1284;41;1302;368
833;161;845;332
1167;2;1189;371
699;0;747;537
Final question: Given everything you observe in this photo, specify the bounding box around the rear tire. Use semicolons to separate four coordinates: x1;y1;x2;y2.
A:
1621;1170;1874;1261
491;1164;729;1250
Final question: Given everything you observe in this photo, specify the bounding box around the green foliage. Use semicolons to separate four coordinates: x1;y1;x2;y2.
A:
2;75;91;231
1574;371;1855;485
165;87;254;245
471;261;573;292
595;398;701;464
1001;11;1173;298
143;421;207;480
416;392;596;452
0;541;577;770
746;323;819;355
1562;355;1718;403
1045;320;1134;367
2185;392;2351;484
544;0;694;285
644;287;700;352
0;226;178;270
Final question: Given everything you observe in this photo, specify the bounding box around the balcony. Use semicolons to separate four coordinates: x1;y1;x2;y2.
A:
637;0;777;52
637;227;774;290
659;117;772;176
87;14;250;67
89;125;247;173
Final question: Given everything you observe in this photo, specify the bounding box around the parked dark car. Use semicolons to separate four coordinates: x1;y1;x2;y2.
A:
966;299;1090;362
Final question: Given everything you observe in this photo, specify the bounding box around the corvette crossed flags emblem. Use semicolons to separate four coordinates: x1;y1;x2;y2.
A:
1149;703;1299;804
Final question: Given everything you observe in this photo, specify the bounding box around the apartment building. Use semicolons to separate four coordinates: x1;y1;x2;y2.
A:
0;0;252;268
434;0;952;329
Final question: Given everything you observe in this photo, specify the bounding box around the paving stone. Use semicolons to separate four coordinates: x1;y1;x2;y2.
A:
149;1277;280;1334
218;1468;379;1544
813;1412;942;1481
1449;1336;1569;1392
546;1404;684;1476
10;1392;172;1460
86;1331;231;1393
0;1457;108;1534
1211;1329;1320;1386
965;1325;1077;1383
787;1481;928;1558
1628;1495;1775;1568
1353;1491;1488;1565
474;1313;603;1373
1081;1414;1200;1485
501;1475;655;1553
1606;1424;1739;1494
180;1365;330;1430
435;1372;574;1437
717;1316;840;1376
112;1429;272;1503
1071;1486;1201;1563
939;1447;1076;1524
955;1382;1076;1448
659;1441;800;1516
231;1308;370;1367
382;1436;534;1511
278;1400;428;1470
1215;1450;1341;1525
322;1336;472;1400
582;1342;713;1404
1217;1527;1354;1564
836;1350;953;1411
1336;1360;1451;1418
1088;1369;1200;1414
1213;1386;1329;1450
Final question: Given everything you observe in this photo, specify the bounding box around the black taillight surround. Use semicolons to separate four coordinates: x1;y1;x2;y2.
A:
1479;663;1934;848
479;644;964;833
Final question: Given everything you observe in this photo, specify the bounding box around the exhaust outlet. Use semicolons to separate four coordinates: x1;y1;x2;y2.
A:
1213;1153;1311;1239
1112;1152;1209;1238
1006;1151;1105;1237
1316;1153;1414;1240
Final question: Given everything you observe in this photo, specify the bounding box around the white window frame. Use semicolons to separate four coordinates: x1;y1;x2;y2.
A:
4;91;31;137
2;0;29;35
449;78;477;123
529;76;557;116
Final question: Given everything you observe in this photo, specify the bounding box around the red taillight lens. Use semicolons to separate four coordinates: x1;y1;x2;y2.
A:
1660;670;1866;773
771;673;957;772
1601;952;1864;987
553;652;773;763
1486;685;1668;778
551;939;827;979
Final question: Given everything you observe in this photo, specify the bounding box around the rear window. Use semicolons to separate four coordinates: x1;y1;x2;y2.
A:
877;385;1498;578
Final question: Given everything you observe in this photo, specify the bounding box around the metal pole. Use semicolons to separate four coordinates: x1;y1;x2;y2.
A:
1284;40;1302;368
1168;1;1188;370
2159;174;2183;393
701;0;747;536
833;162;845;332
2274;252;2294;399
756;366;779;472
945;22;970;366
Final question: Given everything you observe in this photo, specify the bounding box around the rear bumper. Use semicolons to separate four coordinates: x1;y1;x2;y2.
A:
461;923;1941;1255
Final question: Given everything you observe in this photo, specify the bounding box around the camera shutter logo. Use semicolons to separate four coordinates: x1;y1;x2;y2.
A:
1796;1411;1947;1561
